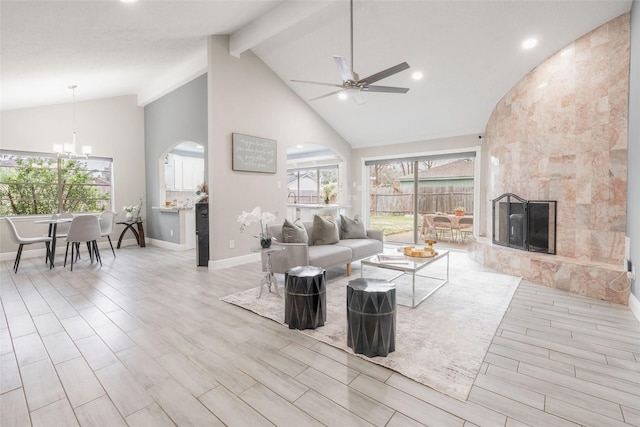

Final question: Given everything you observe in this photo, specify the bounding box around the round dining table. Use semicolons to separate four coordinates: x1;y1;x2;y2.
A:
33;217;73;268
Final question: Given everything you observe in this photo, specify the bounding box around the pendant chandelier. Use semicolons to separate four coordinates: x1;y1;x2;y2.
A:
53;85;92;158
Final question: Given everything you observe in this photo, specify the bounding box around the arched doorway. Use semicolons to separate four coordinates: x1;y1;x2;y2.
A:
159;141;205;207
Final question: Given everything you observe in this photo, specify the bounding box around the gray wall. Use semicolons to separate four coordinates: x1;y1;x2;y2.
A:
144;74;208;243
629;0;639;300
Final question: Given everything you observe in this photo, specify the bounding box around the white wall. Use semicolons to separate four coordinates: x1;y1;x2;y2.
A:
207;35;352;265
0;95;145;254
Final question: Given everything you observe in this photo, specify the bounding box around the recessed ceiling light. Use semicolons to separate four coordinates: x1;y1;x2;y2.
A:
412;71;424;80
538;82;548;89
120;0;137;3
522;38;538;49
338;92;348;101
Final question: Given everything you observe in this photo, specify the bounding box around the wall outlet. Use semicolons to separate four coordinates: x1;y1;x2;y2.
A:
277;181;281;189
229;240;235;249
170;229;173;236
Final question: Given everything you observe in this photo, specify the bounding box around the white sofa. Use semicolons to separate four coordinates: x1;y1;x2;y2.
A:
264;220;383;276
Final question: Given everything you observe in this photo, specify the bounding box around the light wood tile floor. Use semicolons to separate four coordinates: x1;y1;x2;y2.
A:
1;246;640;426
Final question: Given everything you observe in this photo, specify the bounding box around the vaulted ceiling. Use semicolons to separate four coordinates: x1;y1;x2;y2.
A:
1;0;632;148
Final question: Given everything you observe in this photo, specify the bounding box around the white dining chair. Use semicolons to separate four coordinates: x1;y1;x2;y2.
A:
64;215;102;271
99;211;116;256
4;217;52;273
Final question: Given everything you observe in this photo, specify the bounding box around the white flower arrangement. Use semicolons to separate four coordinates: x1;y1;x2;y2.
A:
123;197;143;219
237;206;278;239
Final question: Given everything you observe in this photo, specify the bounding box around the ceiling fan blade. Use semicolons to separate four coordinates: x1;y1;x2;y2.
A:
333;56;354;82
364;85;410;94
308;90;344;102
358;62;410;85
291;79;343;88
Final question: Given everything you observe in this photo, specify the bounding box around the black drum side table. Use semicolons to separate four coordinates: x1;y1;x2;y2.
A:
116;220;146;248
347;278;396;357
284;266;326;330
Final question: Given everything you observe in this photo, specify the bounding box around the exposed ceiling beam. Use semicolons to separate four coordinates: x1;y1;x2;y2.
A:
229;1;336;58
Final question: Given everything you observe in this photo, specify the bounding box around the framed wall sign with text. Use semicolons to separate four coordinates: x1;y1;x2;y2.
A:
232;133;277;174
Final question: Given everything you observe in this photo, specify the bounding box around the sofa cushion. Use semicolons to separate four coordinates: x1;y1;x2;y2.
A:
336;238;383;260
308;244;352;268
313;215;340;245
282;218;308;243
340;214;367;239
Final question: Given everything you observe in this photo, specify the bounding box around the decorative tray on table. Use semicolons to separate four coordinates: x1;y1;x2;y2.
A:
400;239;438;258
402;247;437;258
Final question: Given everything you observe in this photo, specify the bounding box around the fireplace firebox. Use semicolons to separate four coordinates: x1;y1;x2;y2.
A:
492;193;556;254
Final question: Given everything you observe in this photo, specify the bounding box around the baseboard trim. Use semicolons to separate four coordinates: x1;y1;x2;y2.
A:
209;253;260;270
629;291;640;324
145;238;193;251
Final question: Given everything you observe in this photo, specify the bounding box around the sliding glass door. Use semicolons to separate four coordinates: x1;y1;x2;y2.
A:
367;154;475;246
369;161;418;245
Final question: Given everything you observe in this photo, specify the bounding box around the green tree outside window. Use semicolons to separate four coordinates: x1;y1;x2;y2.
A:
0;154;112;216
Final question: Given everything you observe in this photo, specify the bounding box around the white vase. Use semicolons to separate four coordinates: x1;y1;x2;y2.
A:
126;212;133;221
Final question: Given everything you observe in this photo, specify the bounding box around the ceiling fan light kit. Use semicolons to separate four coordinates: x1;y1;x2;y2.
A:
292;0;410;104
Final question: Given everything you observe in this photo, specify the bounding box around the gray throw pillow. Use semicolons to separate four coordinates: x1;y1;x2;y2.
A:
340;214;368;239
282;218;308;243
313;215;340;245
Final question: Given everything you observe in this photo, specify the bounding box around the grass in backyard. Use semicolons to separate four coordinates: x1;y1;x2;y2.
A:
370;215;416;236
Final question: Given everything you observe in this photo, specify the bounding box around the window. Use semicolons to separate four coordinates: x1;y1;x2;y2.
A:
0;150;113;216
287;166;339;205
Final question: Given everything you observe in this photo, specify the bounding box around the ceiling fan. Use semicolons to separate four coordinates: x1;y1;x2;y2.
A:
291;0;410;105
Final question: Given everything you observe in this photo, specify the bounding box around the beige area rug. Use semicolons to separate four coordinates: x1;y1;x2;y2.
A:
222;251;521;401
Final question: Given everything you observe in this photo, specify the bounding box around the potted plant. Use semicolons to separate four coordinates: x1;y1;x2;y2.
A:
453;206;466;217
322;183;336;204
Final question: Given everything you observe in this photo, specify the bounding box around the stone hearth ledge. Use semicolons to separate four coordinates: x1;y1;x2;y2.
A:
468;237;630;305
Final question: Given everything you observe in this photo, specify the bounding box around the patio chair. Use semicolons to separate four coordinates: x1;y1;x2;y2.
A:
458;217;473;241
421;213;437;238
433;215;455;242
4;217;52;273
64;215;102;271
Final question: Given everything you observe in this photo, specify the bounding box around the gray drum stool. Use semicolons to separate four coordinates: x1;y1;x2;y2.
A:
284;266;326;330
347;278;396;357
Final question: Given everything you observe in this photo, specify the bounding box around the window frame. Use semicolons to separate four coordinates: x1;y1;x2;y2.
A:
287;165;339;205
0;149;114;217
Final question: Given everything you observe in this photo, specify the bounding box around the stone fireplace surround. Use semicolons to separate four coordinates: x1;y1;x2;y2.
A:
470;12;631;305
469;237;629;305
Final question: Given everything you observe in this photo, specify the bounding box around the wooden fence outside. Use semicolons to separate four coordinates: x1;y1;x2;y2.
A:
370;185;473;215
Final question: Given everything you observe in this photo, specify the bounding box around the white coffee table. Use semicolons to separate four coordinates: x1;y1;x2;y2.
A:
360;250;449;308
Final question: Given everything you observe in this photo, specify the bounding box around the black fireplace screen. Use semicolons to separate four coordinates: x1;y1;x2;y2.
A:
492;193;556;254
